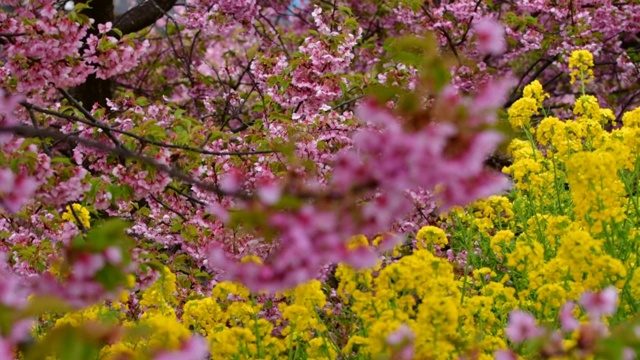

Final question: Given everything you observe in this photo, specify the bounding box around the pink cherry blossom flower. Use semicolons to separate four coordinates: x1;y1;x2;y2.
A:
471;76;518;124
205;202;230;223
0;173;39;214
494;349;517;360
0;337;13;360
473;18;507;55
72;253;106;279
98;22;112;34
154;335;209;360
386;324;415;346
256;179;282;205
579;286;618;318
9;319;34;343
439;84;462;107
0;276;22;308
505;310;544;344
219;169;243;193
559;301;580;332
39;5;57;20
624;347;637;360
0;168;16;194
0;90;22;116
0;91;22;145
103;247;122;265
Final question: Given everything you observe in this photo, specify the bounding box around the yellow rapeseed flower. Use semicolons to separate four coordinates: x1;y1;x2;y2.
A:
536;116;563;147
566;150;627;234
212;281;250;301
508;97;538;129
140;266;178;316
622;107;640;128
568;49;594;84
522;80;549;108
182;297;226;337
347;234;369;250
61;203;91;229
506;238;545;273
573;95;600;120
490;230;514;261
240;255;263;264
415;226;448;249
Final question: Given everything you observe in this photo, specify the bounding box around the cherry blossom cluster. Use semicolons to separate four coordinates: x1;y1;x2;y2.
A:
497;287;629;359
0;0;147;100
202;75;512;291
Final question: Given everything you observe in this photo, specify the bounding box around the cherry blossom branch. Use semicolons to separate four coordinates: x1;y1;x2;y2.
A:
58;87;125;150
166;185;206;206
20;101;275;157
113;0;178;36
0;125;246;200
616;90;640;123
331;95;365;111
24;105;52;157
149;193;187;222
257;13;291;59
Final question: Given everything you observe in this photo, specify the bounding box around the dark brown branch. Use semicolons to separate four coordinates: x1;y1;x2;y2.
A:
0;125;247;200
25;106;52;157
20;101;276;157
113;0;178;36
506;56;557;107
616;90;640;124
149;193;187;221
167;185;206;206
58;88;124;151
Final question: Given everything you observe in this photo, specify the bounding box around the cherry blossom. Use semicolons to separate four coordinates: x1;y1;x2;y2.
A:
579;286;619;318
472;17;507;56
505;310;545;344
559;301;580;333
154;335;209;360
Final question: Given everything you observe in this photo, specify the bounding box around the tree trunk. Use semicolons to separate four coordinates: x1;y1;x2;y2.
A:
71;0;114;109
71;0;178;109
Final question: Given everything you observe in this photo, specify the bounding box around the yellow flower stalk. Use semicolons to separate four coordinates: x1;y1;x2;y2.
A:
568;49;594;85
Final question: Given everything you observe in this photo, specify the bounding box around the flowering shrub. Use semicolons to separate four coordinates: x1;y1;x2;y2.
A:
2;0;640;358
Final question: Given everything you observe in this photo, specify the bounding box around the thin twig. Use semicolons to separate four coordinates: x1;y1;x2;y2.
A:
149;193;187;221
68;202;88;233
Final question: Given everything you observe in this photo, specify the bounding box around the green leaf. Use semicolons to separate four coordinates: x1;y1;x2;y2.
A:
338;5;353;16
83;219;131;252
135;97;150;106
51;157;73;165
142;260;165;272
94;264;127;291
18;296;72;319
23;325;103;360
111;27;123;38
195;271;211;279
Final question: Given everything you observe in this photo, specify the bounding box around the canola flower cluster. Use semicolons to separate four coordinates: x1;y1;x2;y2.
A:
32;50;640;359
568;49;594;85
